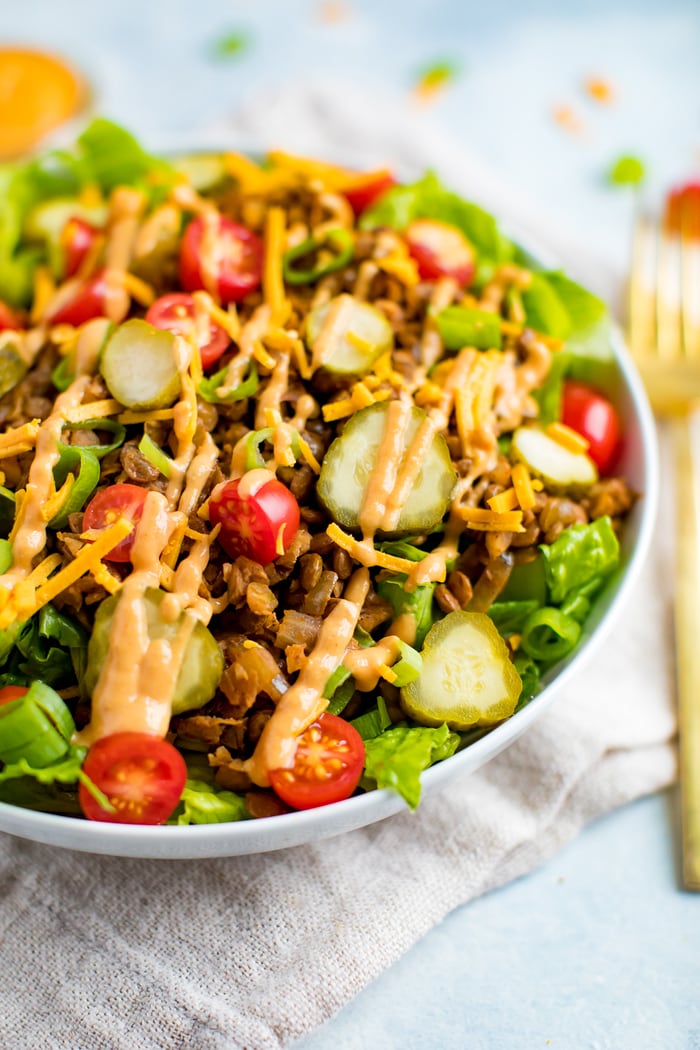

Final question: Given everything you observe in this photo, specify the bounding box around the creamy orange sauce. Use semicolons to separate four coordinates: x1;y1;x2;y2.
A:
1;377;89;583
134;203;181;259
310;294;355;371
164;336;198;507
216;304;271;396
358;398;411;537
104;187;147;322
74;318;113;376
178;431;218;517
255;351;290;430
75;491;180;746
419;276;458;371
382;414;437;531
243;568;370;785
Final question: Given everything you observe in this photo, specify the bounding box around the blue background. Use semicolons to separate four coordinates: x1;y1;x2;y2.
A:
2;2;699;1047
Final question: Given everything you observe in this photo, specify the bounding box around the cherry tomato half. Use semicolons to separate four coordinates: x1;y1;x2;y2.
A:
0;301;23;332
83;483;149;563
61;216;99;278
561;380;621;474
344;171;396;216
0;685;29;706
79;731;187;825
47;269;111;326
146;292;230;369
406;219;475;286
209;474;300;565
269;713;365;810
179;216;264;305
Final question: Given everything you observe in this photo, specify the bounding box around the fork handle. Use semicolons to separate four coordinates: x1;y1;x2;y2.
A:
674;415;700;890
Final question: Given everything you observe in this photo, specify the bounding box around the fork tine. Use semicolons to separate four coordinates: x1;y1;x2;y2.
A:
681;185;700;358
657;195;684;359
628;210;657;354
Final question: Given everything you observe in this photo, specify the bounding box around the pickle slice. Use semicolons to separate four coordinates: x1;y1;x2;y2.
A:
317;400;456;535
306;294;393;375
0;337;29;398
401;611;522;730
511;426;598;495
83;587;224;715
100;319;181;410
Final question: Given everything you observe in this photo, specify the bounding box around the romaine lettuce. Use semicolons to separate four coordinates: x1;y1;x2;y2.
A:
362;723;460;810
541;516;620;605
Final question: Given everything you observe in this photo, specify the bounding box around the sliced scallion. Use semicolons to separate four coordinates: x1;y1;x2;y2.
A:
198;362;258;404
282;227;354;285
138;433;173;479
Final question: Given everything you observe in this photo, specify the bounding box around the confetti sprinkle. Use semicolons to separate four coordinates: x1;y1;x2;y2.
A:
584;76;614;104
607;155;646;187
412;60;460;104
552;105;583;134
210;30;251;60
317;0;352;22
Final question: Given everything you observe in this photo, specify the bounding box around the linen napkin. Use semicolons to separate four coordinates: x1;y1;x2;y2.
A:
0;82;676;1050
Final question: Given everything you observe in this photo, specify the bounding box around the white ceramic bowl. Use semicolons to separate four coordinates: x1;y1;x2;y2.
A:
0;241;659;859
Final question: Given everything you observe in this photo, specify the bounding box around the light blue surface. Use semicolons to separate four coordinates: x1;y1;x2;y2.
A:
2;2;699;1047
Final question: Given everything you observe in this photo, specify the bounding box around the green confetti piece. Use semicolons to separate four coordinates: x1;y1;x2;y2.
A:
211;30;251;60
607;155;646;187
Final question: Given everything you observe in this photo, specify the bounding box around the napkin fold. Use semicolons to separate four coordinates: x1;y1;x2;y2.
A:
0;82;676;1050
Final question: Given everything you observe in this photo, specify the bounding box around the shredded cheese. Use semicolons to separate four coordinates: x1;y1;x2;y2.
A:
296;435;321;474
275;522;287;557
456;506;525;532
32;518;133;610
263;206;290;325
322;382;392;422
511;462;536;511
116;272;156;307
327;523;416;574
487;487;519;514
31;266;56;323
66;399;122;422
41;472;74;523
117;408;175;425
546;421;590;454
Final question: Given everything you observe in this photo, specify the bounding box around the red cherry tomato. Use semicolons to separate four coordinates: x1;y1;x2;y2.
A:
47;268;110;326
60;216;99;278
561;380;621;474
146;292;230;369
665;181;700;236
209;475;300;565
269;713;365;810
344;171;396;216
83;483;149;563
0;301;23;332
79;732;187;825
0;686;29;706
406;219;475;286
179;216;263;305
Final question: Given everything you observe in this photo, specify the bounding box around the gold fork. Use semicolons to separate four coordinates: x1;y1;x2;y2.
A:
628;184;700;891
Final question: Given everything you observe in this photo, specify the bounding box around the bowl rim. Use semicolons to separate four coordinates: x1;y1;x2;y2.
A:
0;216;660;858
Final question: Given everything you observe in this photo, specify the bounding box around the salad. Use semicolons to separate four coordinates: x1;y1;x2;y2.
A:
0;121;635;826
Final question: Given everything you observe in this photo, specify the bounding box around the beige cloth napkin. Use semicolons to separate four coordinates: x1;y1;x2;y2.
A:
0;83;676;1050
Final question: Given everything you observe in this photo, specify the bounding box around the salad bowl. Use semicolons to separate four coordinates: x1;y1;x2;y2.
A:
0;129;658;858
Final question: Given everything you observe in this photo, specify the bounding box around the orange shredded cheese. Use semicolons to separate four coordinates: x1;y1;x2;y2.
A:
263;206;290;325
531;478;544;492
67;399;122;422
456;506;525;532
296;434;321;474
41;472;75;523
487;487;519;514
117;271;156;307
25;553;63;587
377;249;420;286
509;634;522;652
511;462;536;511
0;420;40;454
327;523;415;574
546;421;590;454
275;523;287;557
192;291;240;342
117;408;175;425
252;340;276;370
31;266;56;323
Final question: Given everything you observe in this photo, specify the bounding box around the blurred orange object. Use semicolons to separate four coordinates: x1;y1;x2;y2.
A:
0;47;86;158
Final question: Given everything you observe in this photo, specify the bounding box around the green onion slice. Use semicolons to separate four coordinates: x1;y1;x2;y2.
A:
198;362;259;404
520;607;581;663
138;433;173;479
50;447;101;529
282;227;354;286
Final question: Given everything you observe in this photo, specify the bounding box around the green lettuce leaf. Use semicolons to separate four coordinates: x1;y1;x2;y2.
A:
0;745;85;814
360;172;514;263
541;517;620;605
362;723;460;810
376;575;436;648
172;779;249;825
0;604;87;687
